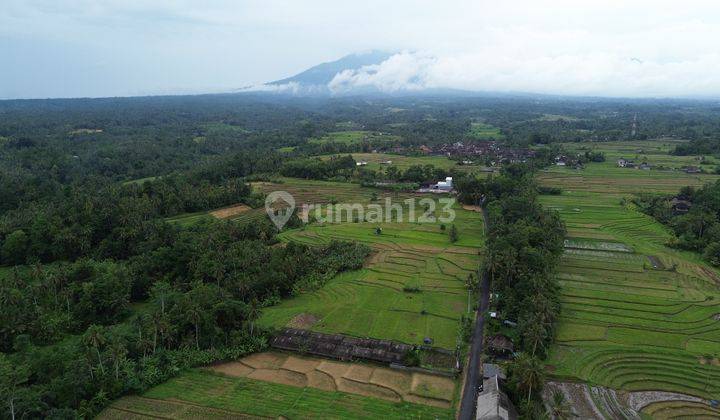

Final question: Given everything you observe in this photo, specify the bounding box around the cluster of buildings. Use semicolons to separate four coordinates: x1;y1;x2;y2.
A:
554;155;584;169
416;141;536;164
616;158;651;170
618;158;704;173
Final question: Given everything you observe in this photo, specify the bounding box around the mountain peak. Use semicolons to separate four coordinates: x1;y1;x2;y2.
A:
267;50;394;87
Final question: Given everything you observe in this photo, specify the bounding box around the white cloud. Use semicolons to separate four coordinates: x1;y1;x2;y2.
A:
4;0;720;98
328;50;720;98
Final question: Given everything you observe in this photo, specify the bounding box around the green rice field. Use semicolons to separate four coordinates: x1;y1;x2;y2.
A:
100;369;452;419
467;122;503;140
308;131;402;145
256;180;484;349
259;207;483;349
342;152;485;172
539;152;720;400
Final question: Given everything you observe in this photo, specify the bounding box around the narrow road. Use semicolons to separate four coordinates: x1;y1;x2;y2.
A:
458;203;491;420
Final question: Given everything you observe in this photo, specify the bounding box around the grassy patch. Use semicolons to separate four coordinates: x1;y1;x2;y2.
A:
467;122;503;140
309;131;401;145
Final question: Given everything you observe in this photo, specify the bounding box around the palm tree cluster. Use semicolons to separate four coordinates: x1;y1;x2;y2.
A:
457;164;566;417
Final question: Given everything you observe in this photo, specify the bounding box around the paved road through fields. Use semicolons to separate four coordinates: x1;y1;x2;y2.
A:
458;203;490;420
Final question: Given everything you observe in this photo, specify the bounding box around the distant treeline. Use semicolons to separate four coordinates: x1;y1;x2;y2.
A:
4;94;720;215
671;138;720;156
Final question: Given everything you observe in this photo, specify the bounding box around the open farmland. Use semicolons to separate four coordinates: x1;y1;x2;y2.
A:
558;139;719;169
538;154;720;403
255;179;484;349
339;152;486;173
100;369;453;420
467;122;503;140
207;351;457;408
539;164;720;194
165;203;253;226
308;130;402;145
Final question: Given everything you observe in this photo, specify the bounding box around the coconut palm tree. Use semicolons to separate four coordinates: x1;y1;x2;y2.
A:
548;391;574;419
512;352;545;403
185;305;203;350
83;325;106;374
247;298;261;337
107;336;128;380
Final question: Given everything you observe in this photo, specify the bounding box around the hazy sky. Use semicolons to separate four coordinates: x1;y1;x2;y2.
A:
3;0;720;99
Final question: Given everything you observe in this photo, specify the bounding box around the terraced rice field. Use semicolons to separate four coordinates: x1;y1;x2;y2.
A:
101;369;452;419
641;400;720;419
256;180;483;349
539;165;719;194
207;351;457;408
539;158;720;402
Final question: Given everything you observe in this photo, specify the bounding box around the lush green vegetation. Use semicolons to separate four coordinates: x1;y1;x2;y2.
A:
101;369;453;419
3;94;720;418
635;180;720;267
456;164;567;417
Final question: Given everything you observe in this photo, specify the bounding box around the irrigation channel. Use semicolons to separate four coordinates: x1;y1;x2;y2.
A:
458;201;490;420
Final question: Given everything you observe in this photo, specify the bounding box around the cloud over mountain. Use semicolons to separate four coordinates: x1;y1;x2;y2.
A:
322;50;720;98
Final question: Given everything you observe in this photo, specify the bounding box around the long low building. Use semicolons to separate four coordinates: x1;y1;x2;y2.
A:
476;375;518;420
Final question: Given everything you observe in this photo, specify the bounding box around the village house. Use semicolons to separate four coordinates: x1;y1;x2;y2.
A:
639;162;651;170
356;161;368;166
487;334;514;357
684;165;702;174
670;197;692;214
419;145;433;154
475;375;518;420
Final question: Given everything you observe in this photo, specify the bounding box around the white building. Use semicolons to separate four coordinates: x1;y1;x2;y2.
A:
434;177;453;191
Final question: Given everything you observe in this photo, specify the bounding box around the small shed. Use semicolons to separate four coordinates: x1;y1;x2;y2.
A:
487;334;514;356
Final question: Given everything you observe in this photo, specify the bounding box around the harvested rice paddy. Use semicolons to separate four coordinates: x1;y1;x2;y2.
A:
206;351;457;408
